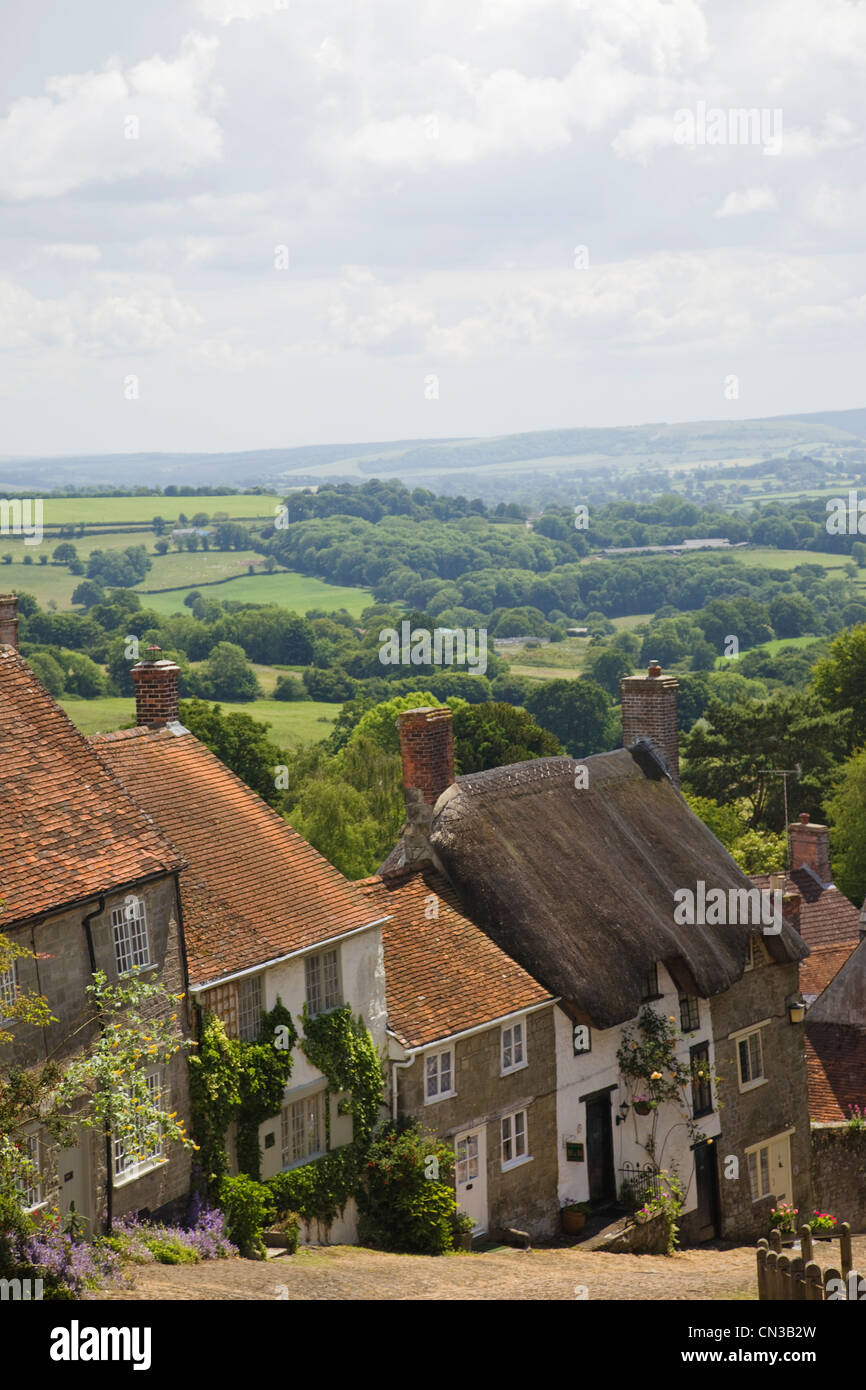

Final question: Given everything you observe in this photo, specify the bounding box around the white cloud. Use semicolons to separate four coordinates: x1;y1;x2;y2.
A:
0;274;199;356
714;187;777;218
0;34;223;200
43;243;102;261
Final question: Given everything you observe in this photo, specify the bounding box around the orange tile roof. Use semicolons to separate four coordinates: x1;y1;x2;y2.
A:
801;946;859;1000
0;647;184;925
805;1024;866;1123
752;870;861;952
92;724;383;987
356;868;554;1049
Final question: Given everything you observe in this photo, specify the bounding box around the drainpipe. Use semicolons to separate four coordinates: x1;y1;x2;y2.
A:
390;1054;415;1123
82;897;112;1235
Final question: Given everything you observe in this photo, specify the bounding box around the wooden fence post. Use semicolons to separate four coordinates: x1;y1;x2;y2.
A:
769;1228;782;1254
840;1223;852;1280
778;1254;791;1300
799;1225;813;1264
757;1240;769;1301
790;1255;805;1302
767;1250;779;1301
804;1262;823;1301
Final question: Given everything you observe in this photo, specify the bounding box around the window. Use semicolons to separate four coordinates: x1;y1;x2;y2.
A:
304;949;340;1017
501;1110;528;1168
679;994;700;1032
113;1068;163;1181
455;1133;479;1185
112;896;151;976
501;1019;526;1073
16;1134;43;1210
425;1048;454;1101
748;1145;771;1200
690;1043;713;1118
640;964;660;1000
237;974;263;1041
0;962;18;1021
737;1029;764;1089
204;981;238;1038
281;1092;326;1166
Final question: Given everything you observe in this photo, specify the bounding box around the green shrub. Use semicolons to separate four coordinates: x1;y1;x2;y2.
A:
145;1236;200;1265
356;1121;457;1255
270;1211;301;1254
218;1174;276;1259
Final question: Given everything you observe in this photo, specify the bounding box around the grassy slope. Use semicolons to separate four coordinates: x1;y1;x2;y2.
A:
61;696;338;746
38;495;280;525
138;571;372;619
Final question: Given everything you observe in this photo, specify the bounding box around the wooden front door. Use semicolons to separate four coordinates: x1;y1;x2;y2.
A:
693;1139;719;1240
455;1127;487;1235
586;1095;615;1202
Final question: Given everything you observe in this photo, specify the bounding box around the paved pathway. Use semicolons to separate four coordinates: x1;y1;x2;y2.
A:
94;1241;767;1301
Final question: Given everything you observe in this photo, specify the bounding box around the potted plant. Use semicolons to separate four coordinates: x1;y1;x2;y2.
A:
769;1202;798;1245
632;1093;654;1116
809;1211;838;1239
453;1212;475;1252
561;1201;591;1236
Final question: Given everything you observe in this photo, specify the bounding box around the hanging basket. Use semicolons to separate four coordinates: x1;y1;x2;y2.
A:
633;1101;653;1116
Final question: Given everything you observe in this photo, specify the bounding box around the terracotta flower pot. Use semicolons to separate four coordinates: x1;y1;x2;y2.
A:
561;1208;587;1236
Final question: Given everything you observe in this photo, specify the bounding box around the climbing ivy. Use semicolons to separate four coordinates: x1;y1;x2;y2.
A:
189;1000;297;1190
266;1005;384;1231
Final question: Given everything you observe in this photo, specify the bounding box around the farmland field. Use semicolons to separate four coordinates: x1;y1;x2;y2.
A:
36;494;281;525
61;696;339;746
139;571;373;619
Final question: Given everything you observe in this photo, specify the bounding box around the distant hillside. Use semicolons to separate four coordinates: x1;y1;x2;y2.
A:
2;407;863;497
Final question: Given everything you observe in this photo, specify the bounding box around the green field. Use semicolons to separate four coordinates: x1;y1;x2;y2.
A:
61;696;338;747
139;571;372;619
37;494;280;525
733;547;853;571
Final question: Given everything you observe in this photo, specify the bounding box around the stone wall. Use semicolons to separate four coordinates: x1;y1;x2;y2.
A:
710;954;812;1242
398;1005;559;1241
811;1126;866;1233
5;873;193;1229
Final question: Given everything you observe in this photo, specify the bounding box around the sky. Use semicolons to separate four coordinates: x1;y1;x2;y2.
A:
1;0;865;457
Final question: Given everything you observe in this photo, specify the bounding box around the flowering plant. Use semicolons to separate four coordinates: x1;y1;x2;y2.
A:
809;1210;837;1234
846;1103;866;1133
769;1202;799;1234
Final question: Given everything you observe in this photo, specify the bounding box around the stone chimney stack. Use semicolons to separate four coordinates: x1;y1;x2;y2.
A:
789;812;832;885
0;594;19;649
396;706;455;807
132;651;181;727
619;661;680;787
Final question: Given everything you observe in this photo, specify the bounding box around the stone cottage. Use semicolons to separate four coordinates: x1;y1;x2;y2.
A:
0;604;192;1232
380;672;812;1244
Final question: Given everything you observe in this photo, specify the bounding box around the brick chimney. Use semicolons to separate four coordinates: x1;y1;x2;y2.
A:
0;593;19;649
132;652;180;727
789;812;832;885
620;661;679;787
396;706;455;806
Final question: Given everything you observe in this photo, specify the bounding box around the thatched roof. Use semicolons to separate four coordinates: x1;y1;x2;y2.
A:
421;745;807;1030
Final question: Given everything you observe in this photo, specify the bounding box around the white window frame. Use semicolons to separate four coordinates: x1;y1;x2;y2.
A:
111;896;151;977
735;1026;766;1092
113;1066;165;1184
501;1109;530;1171
237;973;264;1042
304;948;341;1018
16;1132;45;1211
501;1018;527;1076
0;961;18;1023
280;1091;326;1168
424;1047;455;1104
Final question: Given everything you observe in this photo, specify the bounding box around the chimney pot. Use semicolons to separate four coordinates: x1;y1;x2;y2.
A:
396;706;455;807
620;665;679;787
132;657;180;728
0;593;19;650
789;812;831;884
